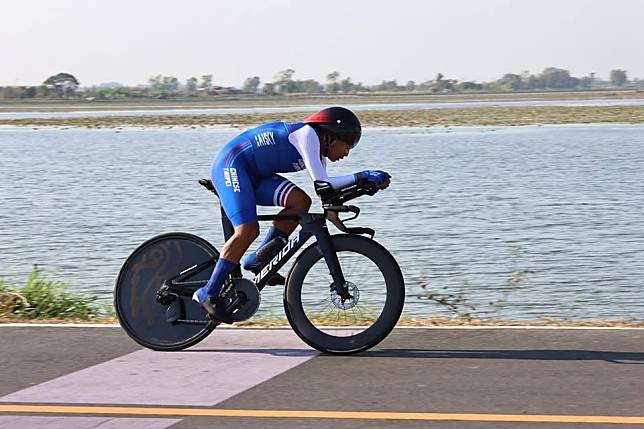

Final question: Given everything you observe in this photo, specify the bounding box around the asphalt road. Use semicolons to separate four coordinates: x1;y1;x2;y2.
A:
1;326;643;429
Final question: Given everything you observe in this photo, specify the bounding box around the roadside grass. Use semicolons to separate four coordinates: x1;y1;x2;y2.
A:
1;270;642;327
0;267;110;321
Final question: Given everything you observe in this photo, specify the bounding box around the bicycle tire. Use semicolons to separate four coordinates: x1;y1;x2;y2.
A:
114;232;218;351
284;234;404;355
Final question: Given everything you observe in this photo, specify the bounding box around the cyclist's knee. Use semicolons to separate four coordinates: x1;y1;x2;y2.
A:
286;189;311;212
235;222;260;242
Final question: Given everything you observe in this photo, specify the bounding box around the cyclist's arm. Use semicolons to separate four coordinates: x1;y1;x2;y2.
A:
288;125;356;189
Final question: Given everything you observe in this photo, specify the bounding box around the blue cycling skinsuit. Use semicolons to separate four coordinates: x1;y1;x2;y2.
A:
194;119;389;318
212;121;356;227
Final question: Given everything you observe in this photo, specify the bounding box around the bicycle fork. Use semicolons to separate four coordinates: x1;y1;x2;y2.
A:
301;215;351;300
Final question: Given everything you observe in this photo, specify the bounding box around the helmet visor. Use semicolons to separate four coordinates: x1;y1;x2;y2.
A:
335;130;361;149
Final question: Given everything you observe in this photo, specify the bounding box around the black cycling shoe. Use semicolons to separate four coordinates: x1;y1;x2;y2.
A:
201;297;234;324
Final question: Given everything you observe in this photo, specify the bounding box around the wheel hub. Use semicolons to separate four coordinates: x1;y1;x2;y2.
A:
330;281;360;310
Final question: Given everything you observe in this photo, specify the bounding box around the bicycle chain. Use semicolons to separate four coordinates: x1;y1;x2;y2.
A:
176;319;211;325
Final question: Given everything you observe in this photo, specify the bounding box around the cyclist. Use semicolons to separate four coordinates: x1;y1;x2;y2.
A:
192;106;391;322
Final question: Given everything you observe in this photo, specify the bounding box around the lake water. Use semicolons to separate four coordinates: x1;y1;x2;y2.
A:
1;98;643;120
1;124;643;321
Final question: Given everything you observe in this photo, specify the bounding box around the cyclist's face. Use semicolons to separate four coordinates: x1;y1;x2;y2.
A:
328;139;352;162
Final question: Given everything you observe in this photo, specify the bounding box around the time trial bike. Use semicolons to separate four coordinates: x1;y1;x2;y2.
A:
114;179;404;355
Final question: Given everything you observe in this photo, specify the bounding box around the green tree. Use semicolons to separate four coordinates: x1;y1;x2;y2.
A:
148;75;163;89
432;73;455;92
499;73;522;90
162;76;179;91
326;71;340;93
262;82;275;95
340;77;354;93
273;69;296;93
610;69;627;86
377;80;400;91
23;86;37;98
200;74;213;91
539;67;577;89
457;81;482;91
242;76;261;93
43;72;79;97
186;77;198;92
299;79;322;93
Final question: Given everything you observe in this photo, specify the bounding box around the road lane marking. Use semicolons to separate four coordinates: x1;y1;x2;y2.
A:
0;330;316;406
1;405;644;424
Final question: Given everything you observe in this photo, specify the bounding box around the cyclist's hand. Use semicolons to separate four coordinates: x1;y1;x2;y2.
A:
356;170;391;190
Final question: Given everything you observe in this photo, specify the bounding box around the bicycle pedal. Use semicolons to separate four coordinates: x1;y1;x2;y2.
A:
203;299;234;324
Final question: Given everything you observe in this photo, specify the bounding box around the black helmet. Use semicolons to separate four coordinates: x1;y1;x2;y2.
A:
304;106;361;148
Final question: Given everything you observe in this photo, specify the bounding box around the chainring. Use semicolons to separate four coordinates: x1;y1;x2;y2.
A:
229;278;261;322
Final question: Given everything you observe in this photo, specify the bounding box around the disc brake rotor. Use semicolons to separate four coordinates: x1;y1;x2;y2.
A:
330;281;360;310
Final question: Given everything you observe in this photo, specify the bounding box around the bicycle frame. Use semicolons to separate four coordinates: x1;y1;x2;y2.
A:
160;178;381;300
253;212;345;292
163;211;350;298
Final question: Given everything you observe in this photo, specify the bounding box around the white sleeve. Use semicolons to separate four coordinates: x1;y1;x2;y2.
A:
288;125;356;189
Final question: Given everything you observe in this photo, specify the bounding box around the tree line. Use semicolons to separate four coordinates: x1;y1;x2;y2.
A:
0;68;639;100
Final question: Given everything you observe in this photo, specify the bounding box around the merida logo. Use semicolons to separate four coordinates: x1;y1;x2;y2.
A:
223;167;241;192
255;131;276;147
254;234;300;283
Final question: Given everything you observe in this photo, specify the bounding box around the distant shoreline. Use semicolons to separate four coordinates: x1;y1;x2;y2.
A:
1;105;642;128
1;89;643;112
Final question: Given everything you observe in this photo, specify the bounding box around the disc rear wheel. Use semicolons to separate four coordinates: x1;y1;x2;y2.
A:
114;232;218;351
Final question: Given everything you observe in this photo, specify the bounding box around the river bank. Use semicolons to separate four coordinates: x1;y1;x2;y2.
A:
2;90;642;112
1;105;643;128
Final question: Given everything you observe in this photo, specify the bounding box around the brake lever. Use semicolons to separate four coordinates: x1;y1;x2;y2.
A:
325;206;374;238
325;205;360;221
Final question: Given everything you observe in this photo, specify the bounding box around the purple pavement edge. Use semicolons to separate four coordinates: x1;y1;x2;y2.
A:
0;329;317;406
0;416;181;429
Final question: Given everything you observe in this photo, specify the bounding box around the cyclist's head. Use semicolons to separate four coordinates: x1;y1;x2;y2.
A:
304;107;362;156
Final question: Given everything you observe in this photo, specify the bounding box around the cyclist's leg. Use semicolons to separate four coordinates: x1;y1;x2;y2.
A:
242;175;311;272
193;144;259;308
260;175;312;234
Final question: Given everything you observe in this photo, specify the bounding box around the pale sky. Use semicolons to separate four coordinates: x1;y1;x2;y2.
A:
2;0;643;87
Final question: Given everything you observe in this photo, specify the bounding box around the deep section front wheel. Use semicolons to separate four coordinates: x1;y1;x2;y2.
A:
284;234;404;355
114;232;218;351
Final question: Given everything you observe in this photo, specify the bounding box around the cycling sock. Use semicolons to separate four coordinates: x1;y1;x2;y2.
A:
200;258;237;300
242;226;288;270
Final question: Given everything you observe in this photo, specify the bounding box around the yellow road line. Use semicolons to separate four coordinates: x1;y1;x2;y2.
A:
1;405;644;424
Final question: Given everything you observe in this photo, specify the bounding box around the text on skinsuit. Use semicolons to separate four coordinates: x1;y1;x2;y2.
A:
255;131;276;147
291;158;306;171
223;168;241;192
254;234;300;283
